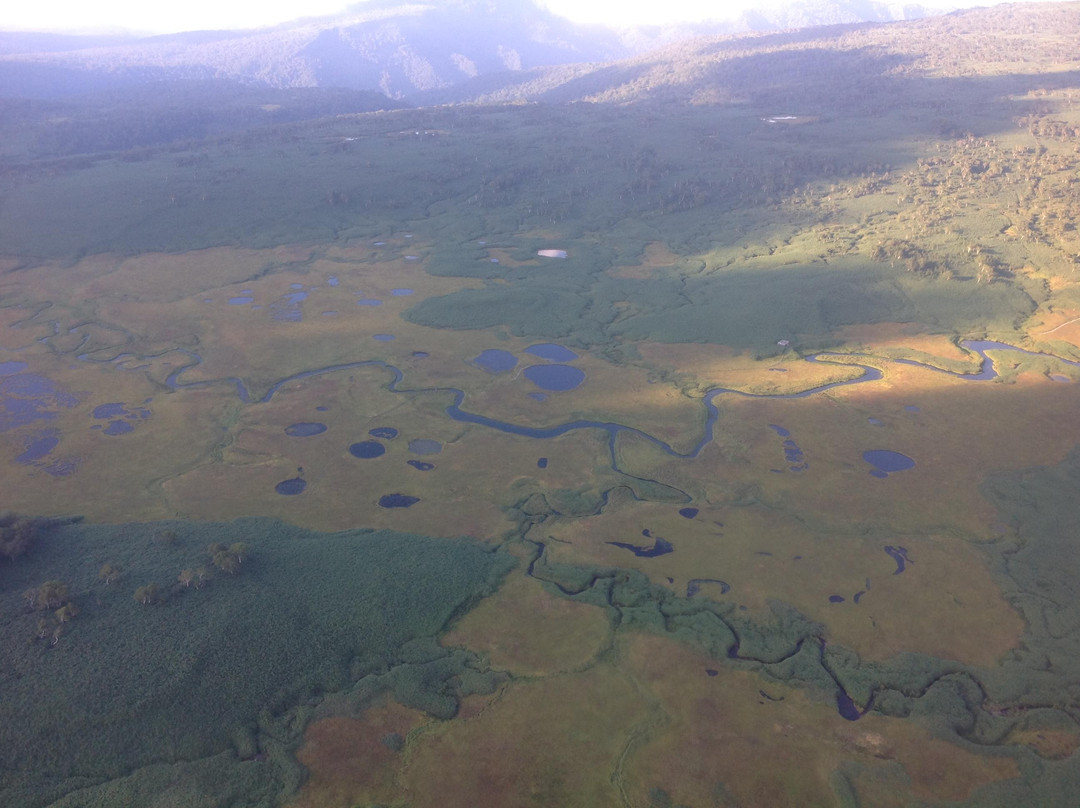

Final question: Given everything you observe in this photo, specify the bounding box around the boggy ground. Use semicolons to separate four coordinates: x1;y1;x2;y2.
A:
6;234;1080;806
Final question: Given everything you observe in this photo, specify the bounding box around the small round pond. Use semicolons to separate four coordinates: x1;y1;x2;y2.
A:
524;364;585;392
349;441;386;459
474;349;517;373
275;477;307;495
369;427;399;439
863;449;915;476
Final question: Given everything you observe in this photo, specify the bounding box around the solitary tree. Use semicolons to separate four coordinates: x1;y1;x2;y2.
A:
55;603;78;623
178;569;194;588
99;563;121;586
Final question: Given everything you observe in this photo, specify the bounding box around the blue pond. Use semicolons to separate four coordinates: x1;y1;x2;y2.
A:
285;422;327;437
379;494;420;508
369;427;399;439
679;507;699;519
356;298;382;306
537;457;548;469
524;343;579;362
328;276;339;286
373;334;395;342
863;449;915;476
103;420;134;436
607;533;673;558
0;361;29;376
474;349;518;373
524;364;585;392
408;439;442;455
17;433;59;464
349;441;386;459
275;477;307;495
391;288;414;296
884;545;912;574
228;296;254;305
93;402;128;419
407;460;435;471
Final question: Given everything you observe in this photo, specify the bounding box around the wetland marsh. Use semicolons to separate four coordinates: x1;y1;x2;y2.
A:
4;3;1080;806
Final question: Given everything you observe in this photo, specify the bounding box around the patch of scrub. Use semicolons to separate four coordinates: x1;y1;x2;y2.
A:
524;364;585;391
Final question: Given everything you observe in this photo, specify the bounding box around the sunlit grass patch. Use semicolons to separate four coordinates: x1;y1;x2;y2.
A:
622;633;1020;808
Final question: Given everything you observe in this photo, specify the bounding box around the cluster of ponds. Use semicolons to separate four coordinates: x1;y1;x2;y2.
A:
1;361;80;476
473;342;586;397
212;278;416;322
275;422;446;507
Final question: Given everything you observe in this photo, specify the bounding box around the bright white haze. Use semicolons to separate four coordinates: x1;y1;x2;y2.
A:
0;0;1065;34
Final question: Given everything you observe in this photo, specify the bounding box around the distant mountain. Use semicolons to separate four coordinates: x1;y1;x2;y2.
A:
0;0;945;103
0;0;629;101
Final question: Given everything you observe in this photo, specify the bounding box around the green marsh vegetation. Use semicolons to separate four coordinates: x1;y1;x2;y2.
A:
0;518;512;807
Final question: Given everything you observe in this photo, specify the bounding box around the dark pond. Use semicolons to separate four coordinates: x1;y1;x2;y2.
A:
391;288;414;296
768;424;791;437
474;349;518;373
228;296;254;305
408;439;442;455
679;507;699;519
17;434;59;463
829;595;845;603
356;298;382;306
863;449;915;475
349;441;386;459
524;364;585;391
537;457;548;469
607;533;673;558
369;427;399;439
373;334;395;342
275;477;307;495
379;494;420;508
407;460;435;471
285;422;327;437
93;402;128;419
412;351;430;358
884;545;912;574
0;361;28;376
103;421;134;436
524;343;579;362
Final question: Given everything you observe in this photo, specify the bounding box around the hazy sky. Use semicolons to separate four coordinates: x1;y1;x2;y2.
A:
0;0;1061;34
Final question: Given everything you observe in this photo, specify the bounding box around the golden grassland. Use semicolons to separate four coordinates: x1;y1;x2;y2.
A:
7;233;1080;806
